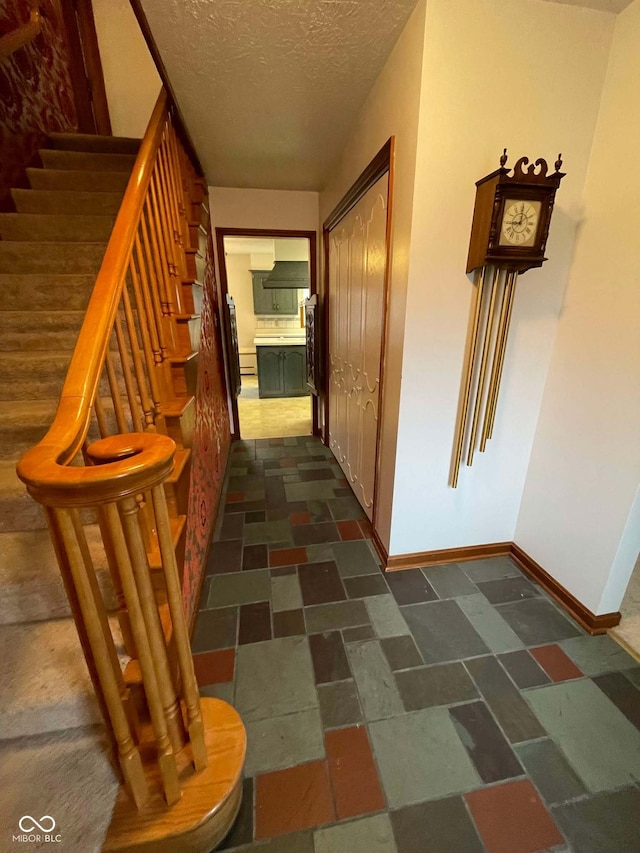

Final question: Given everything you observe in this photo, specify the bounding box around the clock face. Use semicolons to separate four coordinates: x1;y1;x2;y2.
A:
499;199;542;248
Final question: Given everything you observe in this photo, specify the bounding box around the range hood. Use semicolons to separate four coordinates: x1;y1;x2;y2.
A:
263;260;309;289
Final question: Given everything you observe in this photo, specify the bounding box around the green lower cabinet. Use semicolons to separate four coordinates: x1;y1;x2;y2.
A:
257;345;309;398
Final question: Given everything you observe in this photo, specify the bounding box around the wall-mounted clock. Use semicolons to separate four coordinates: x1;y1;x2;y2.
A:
451;151;565;488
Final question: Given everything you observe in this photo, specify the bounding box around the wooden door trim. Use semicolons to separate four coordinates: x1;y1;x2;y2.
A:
322;137;395;538
214;227;318;440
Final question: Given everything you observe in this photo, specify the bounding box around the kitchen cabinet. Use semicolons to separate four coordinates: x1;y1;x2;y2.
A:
256;345;308;398
251;270;299;315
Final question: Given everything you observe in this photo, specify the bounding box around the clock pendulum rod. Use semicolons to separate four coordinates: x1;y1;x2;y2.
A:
466;265;501;467
480;270;519;450
450;265;488;488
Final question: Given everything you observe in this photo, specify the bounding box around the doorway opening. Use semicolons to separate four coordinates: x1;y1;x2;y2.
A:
216;229;318;440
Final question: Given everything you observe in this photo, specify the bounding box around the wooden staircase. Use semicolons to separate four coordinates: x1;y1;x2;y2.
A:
1;98;244;850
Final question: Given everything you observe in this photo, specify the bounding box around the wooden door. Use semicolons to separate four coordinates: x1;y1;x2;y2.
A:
328;173;389;520
225;294;241;398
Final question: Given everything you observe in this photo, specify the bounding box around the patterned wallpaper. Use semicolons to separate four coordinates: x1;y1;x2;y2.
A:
182;223;231;623
0;0;77;203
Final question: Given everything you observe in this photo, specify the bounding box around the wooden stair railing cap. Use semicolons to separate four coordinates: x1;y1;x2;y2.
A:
17;90;172;503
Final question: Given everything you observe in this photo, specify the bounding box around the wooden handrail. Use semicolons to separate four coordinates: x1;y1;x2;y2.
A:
0;1;41;61
17;90;169;497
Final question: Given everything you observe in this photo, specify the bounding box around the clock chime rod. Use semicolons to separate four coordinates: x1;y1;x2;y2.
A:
450;150;565;488
450;265;487;489
481;270;518;449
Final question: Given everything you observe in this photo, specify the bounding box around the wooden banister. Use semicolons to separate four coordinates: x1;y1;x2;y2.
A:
0;1;41;61
15;86;246;831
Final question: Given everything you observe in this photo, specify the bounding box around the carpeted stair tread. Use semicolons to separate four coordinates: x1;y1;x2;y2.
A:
0;399;58;459
0;351;72;401
0;212;115;242
0;241;107;274
1;311;86;351
27;167;130;193
48;131;140;155
0;526;115;625
0;725;118;852
12;188;124;216
0;462;47;532
0;274;96;311
40;148;137;173
0;618;107;738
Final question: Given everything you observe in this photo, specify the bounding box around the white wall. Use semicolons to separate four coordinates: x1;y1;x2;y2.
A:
320;0;427;548
209;188;319;233
92;0;161;138
225;254;255;350
516;0;640;614
388;0;615;556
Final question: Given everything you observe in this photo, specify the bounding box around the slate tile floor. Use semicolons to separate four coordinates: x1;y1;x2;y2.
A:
193;436;640;853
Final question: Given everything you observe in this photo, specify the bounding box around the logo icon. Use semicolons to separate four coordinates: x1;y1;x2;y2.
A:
18;816;56;833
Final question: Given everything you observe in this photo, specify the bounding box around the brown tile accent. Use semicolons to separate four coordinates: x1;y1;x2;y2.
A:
226;491;245;503
358;518;373;538
337;520;364;541
298;561;347;606
530;645;583;682
243;544;269;571
192;648;235;686
325;725;385;819
290;511;312;526
279;456;298;467
255;760;335;839
207;540;243;574
465;780;563;853
273;609;306;638
309;631;351;684
269;547;308;568
238;601;272;645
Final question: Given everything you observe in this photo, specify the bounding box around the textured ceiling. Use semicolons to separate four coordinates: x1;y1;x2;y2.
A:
140;0;419;190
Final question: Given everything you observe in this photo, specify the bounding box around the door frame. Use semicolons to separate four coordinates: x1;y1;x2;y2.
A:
215;226;319;440
322;137;395;533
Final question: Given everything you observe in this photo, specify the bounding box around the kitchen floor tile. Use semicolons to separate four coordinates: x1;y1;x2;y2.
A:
390;796;484;853
476;575;540;604
238;601;272;645
314;814;397;853
235;636;317;722
271;573;303;612
460;556;521;582
304;600;370;633
245;709;325;776
524;677;640;791
456;593;525;653
343;574;389;599
366;594;410;638
327;496;367;520
309;631;351;684
343;624;376;643
318;680;362;729
465;779;563;853
497;649;551;689
255;760;335;839
402;599;489;664
496;597;582;646
192;648;235;686
285;480;342;502
337;519;364;540
449;700;523;783
207;539;243;574
380;635;423;671
332;540;380;577
552;787;640;853
325;725;385;819
292;522;340;546
385;569;438;605
592;671;640;731
273;608;306;638
558;634;637;675
515;738;587;805
395;662;478;711
347;640;404;720
369;707;480;807
422;563;478;599
465;656;546;743
191;606;237;652
530;644;583;681
243;519;292;545
268;546;307;568
242;543;268;571
298;560;347;606
207;568;271;608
